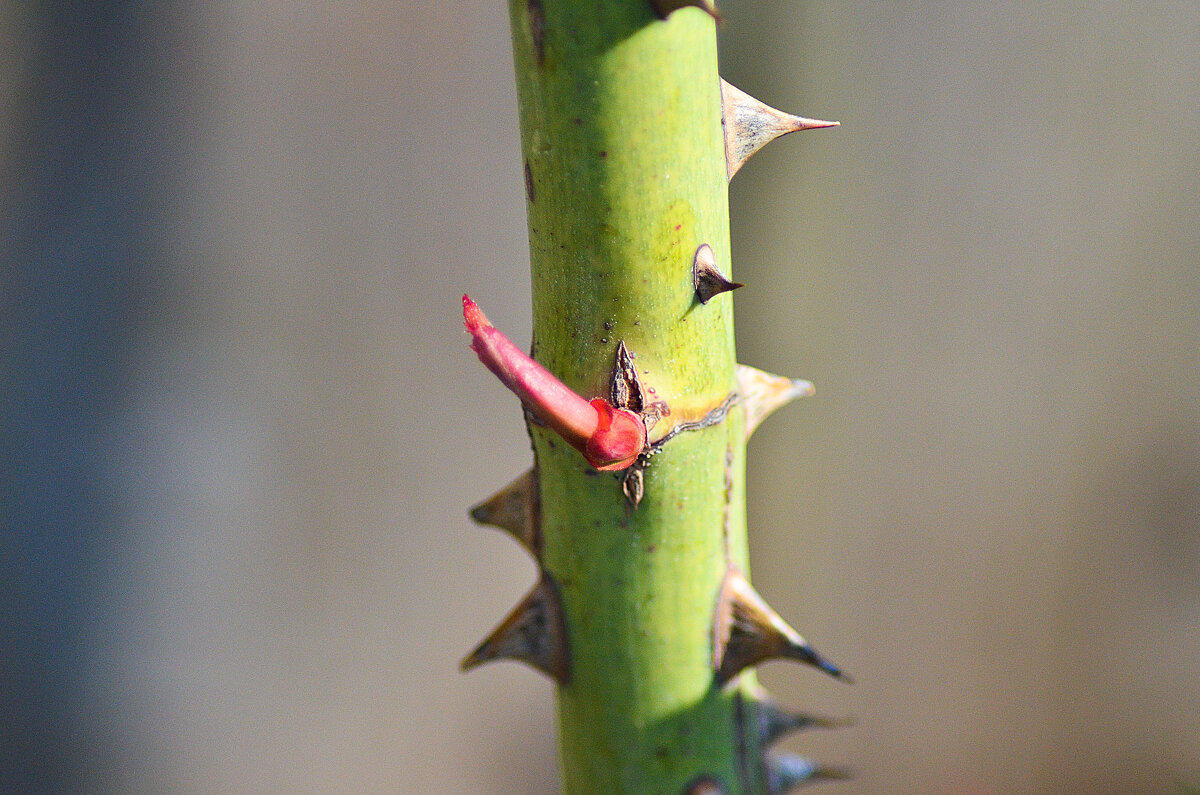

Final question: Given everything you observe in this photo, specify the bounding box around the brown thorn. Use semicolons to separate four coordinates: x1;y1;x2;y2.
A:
693;244;743;305
765;753;852;793
610;340;644;413
469;468;542;559
649;0;720;22
721;79;838;180
736;364;814;440
712;568;849;685
621;465;644;511
460;573;570;684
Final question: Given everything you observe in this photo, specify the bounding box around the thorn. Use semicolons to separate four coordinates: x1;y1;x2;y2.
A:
721;79;838;180
610;341;644;413
462;295;646;471
460;574;570;684
650;0;720;22
712;568;849;685
765;753;852;793
693;244;743;305
755;696;856;746
469;468;541;558
621;465;644;511
737;364;814;440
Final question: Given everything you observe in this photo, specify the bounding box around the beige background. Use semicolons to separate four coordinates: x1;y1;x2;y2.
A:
4;2;1199;793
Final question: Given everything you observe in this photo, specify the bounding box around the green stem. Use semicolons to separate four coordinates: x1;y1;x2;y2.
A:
508;2;760;791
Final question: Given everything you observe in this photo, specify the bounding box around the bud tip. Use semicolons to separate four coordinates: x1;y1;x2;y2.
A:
462;294;489;332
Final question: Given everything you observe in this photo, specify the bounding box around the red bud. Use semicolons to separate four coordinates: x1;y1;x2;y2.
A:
463;295;645;471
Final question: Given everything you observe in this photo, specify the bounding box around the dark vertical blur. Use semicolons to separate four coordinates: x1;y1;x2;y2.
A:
2;4;177;791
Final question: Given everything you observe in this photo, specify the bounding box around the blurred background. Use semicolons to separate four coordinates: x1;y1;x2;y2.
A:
3;2;1198;793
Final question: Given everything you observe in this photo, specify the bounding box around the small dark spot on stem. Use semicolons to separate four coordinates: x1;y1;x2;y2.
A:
600;337;608;344
527;0;546;64
599;150;607;158
604;320;612;330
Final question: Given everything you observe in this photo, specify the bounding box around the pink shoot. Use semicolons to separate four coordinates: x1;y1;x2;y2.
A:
462;295;645;471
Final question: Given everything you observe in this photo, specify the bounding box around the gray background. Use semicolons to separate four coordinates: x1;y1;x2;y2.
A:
4;2;1199;793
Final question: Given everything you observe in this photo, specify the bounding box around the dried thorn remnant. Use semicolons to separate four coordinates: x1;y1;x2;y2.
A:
649;0;720;22
621;465;644;511
713;568;849;685
721;79;838;180
610;341;644;413
469;468;541;559
463;295;646;471
765;753;852;793
693;243;743;305
737;364;815;440
611;341;669;434
755;697;856;746
460;573;569;684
